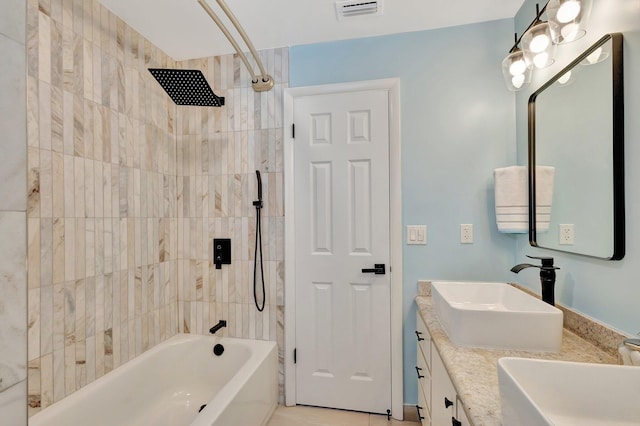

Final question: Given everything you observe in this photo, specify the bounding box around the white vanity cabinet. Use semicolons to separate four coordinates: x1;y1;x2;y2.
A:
416;313;472;426
415;312;431;425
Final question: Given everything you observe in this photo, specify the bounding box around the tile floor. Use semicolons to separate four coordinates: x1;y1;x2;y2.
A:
267;405;421;426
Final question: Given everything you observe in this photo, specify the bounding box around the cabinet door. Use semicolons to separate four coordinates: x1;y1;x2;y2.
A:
416;344;431;413
455;398;472;426
417;382;431;426
416;313;431;371
431;343;456;426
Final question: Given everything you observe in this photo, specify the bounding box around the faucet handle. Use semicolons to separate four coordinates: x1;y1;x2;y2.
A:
526;255;555;267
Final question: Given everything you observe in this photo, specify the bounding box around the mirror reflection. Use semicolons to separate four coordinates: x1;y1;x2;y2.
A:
529;33;624;260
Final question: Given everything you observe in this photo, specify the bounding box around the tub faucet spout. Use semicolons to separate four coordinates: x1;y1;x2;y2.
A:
510;255;560;306
209;320;227;334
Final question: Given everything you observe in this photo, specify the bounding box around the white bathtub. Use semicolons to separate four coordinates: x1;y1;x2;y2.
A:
30;334;278;426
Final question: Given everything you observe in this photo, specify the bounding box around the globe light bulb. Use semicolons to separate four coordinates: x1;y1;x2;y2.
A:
530;33;550;53
586;47;602;64
512;74;525;89
502;50;530;91
557;0;581;23
558;71;572;84
509;58;526;76
561;23;580;42
533;52;549;68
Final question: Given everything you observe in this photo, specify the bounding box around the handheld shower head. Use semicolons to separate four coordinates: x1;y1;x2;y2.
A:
256;170;262;202
253;170;265;312
252;170;263;209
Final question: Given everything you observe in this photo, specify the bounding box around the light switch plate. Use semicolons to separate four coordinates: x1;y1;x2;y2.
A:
407;225;427;245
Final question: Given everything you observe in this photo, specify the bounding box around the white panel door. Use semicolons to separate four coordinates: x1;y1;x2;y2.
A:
294;89;391;414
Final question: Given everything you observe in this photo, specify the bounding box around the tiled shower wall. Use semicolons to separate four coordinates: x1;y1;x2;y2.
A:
26;0;288;415
0;0;27;423
176;51;287;399
26;0;179;415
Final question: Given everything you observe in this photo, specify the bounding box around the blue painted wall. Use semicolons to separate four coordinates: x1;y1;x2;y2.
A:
290;19;518;404
513;0;640;336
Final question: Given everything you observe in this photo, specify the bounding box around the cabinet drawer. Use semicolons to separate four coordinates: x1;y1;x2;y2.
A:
416;344;431;412
416;313;431;371
417;379;431;426
431;342;456;426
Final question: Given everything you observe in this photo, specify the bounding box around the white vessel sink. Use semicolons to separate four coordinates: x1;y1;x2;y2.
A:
431;281;563;352
498;357;640;425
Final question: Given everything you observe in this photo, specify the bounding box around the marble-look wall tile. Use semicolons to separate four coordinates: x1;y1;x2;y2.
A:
26;0;288;414
0;35;27;211
5;11;34;413
0;212;27;392
26;0;179;415
0;380;27;425
176;47;288;403
0;0;26;44
0;22;26;406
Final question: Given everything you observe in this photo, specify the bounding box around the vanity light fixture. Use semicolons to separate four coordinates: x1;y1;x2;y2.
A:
546;0;593;44
521;4;555;69
501;34;532;91
501;0;592;91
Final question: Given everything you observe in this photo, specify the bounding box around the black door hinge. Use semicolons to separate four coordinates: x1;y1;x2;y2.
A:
292;123;295;139
294;348;297;364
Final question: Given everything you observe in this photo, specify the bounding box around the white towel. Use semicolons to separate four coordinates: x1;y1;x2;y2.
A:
494;166;555;233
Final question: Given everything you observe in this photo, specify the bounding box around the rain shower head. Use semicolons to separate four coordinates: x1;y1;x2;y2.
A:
148;68;225;107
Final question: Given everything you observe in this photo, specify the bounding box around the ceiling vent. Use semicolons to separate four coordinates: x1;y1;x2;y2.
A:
335;0;383;20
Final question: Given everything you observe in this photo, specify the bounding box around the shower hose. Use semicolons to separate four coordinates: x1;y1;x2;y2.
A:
253;181;266;312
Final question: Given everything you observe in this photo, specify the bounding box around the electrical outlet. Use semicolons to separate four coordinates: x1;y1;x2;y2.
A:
559;224;574;245
460;224;473;244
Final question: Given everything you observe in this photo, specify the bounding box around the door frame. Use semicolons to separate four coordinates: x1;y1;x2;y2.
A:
283;78;403;419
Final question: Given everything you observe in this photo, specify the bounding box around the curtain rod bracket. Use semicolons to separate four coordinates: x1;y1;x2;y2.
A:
197;0;275;92
253;75;274;92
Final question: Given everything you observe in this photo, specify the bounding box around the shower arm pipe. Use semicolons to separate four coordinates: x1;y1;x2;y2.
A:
197;0;274;92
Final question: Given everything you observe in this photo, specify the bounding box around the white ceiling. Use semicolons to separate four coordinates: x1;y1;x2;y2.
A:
98;0;525;61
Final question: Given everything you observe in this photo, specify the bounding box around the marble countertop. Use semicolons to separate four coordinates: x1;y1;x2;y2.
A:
416;295;618;426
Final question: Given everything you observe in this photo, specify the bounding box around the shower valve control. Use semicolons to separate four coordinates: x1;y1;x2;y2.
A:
213;238;231;269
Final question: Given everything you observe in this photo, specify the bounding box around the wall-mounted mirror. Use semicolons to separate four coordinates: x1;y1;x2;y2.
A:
528;33;624;260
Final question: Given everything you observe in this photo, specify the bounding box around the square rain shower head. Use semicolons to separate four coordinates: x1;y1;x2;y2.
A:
148;68;225;107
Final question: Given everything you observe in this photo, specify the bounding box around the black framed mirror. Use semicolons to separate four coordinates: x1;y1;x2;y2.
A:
528;33;624;260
